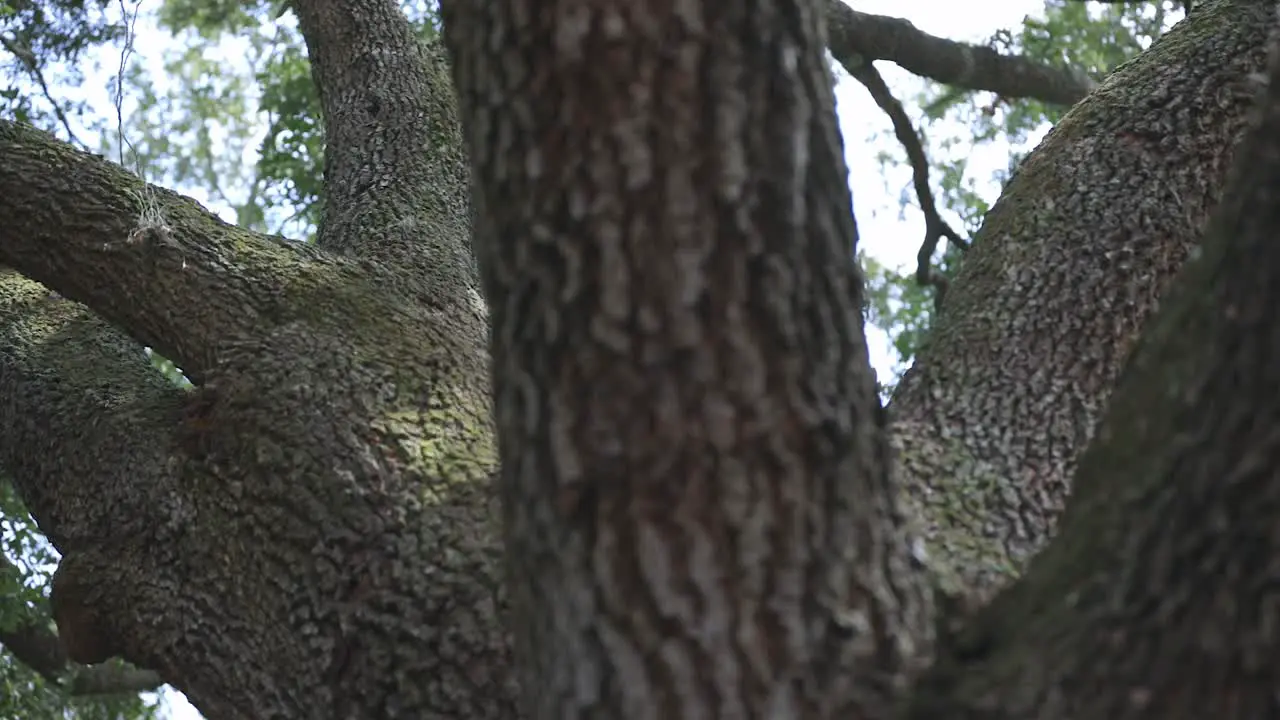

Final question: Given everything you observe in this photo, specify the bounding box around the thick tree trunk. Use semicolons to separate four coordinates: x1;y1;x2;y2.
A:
442;0;932;717
0;130;516;718
888;0;1270;600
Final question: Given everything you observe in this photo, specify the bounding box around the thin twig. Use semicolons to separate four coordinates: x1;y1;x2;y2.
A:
0;34;84;148
113;0;144;176
845;56;968;308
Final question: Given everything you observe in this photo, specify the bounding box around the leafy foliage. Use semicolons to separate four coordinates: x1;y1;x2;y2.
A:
0;0;122;140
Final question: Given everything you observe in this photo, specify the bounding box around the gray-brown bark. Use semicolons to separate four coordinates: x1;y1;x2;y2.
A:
0;0;1270;717
0;133;514;718
0;557;161;696
888;0;1269;600
0;0;516;715
910;20;1280;717
292;0;481;295
442;0;931;716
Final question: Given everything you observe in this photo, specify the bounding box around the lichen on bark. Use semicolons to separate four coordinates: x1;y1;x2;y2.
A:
0;0;1276;717
888;0;1271;602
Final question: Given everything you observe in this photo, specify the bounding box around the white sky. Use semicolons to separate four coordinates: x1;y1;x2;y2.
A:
54;0;1046;717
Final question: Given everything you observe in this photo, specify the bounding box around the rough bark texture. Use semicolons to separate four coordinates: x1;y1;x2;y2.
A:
442;0;931;717
0;0;1272;717
293;0;481;293
887;0;1270;600
0;557;162;695
0;0;517;716
910;21;1280;717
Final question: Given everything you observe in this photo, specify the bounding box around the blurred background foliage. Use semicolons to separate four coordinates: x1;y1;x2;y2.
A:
0;0;1189;715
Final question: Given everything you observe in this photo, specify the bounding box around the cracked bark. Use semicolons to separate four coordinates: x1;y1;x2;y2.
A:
911;16;1280;716
443;0;1275;716
0;0;1271;717
0;0;513;715
443;0;932;716
888;0;1269;600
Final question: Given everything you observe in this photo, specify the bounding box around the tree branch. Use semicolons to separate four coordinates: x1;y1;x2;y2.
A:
823;0;1097;106
290;0;478;297
910;21;1280;716
0;272;185;553
844;56;969;307
63;662;163;697
0;269;192;684
0;120;359;383
885;0;1268;603
0;34;85;148
0;558;161;696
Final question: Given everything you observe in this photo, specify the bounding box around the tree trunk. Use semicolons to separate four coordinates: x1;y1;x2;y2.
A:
0;0;519;715
442;0;932;716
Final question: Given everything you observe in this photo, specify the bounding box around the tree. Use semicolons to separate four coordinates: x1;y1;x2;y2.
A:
0;0;1273;718
861;0;1188;384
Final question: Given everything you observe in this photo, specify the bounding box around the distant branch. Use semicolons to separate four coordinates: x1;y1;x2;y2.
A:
0;557;161;696
823;0;1097;106
0;34;85;148
1069;0;1195;11
845;57;968;307
291;0;475;285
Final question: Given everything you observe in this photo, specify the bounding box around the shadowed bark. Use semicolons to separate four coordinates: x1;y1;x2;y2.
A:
0;0;1271;716
888;0;1269;600
0;556;162;696
442;0;931;716
443;0;1279;717
910;18;1280;717
0;0;515;715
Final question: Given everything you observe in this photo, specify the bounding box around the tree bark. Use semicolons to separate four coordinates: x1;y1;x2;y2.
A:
909;18;1280;717
0;0;1271;717
442;0;931;716
0;0;517;715
887;0;1270;600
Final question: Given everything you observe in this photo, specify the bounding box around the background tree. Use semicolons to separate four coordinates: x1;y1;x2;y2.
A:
0;0;1258;717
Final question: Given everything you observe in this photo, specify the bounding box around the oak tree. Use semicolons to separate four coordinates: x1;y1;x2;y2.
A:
0;0;1274;717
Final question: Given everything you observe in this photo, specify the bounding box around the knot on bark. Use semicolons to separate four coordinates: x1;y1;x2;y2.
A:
50;552;122;665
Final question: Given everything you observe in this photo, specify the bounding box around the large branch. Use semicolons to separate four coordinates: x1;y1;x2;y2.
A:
291;0;479;299
0;189;509;716
911;18;1280;717
0;272;184;552
823;0;1097;105
0;121;361;383
0;268;198;686
886;0;1268;601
